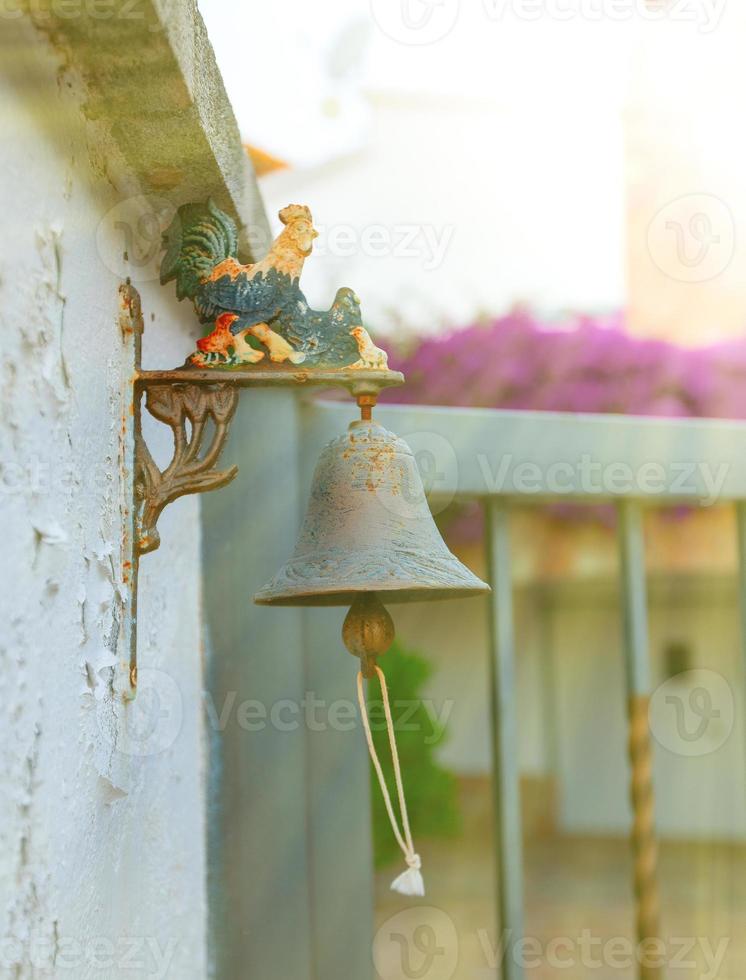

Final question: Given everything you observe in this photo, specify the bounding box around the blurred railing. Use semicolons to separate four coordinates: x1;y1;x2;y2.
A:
304;398;746;980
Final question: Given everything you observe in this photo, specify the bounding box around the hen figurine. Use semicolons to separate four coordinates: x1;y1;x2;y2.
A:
160;200;388;370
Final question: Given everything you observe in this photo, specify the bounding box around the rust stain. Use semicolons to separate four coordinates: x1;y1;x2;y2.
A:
147;166;184;190
205;258;244;283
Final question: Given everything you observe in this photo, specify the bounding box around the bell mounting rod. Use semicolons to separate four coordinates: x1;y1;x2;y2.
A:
356;391;378;422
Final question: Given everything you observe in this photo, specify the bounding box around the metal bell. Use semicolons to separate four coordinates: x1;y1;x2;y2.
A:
256;413;489;893
254;417;489;606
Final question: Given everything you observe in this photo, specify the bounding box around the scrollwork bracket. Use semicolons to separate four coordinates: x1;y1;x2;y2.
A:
135;383;239;554
119;282;403;701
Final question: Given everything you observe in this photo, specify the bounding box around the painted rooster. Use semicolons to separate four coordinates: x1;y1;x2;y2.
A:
280;287;387;368
160;200;387;370
161;200;313;365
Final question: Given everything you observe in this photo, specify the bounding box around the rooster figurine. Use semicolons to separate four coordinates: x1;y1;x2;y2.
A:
160;200;388;370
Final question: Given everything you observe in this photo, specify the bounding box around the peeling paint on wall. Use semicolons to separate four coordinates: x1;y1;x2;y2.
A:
0;17;208;980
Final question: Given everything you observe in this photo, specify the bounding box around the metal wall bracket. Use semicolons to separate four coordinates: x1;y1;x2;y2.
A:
118;281;404;699
135;382;239;556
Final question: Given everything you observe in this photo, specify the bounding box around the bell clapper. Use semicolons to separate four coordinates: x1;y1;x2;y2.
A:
344;593;425;897
255;382;489;897
343;593;394;675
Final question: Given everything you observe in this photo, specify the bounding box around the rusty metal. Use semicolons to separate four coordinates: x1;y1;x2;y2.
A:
130;198;405;557
121;201;411;697
628;694;663;979
254;417;489;606
131;367;402;558
618;500;663;978
129;199;403;556
160;199;400;375
118;282;143;700
135;366;403;392
342;594;395;678
356;392;378;422
135;383;239;554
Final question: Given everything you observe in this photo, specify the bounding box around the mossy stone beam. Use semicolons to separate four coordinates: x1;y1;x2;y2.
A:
12;0;269;257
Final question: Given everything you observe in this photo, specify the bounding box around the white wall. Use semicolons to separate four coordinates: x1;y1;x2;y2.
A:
260;91;625;337
0;21;207;979
553;585;746;840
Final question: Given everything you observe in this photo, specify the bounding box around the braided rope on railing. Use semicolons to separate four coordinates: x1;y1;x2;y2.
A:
628;694;663;980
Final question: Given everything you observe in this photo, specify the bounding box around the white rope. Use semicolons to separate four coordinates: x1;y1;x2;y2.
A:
356;666;425;897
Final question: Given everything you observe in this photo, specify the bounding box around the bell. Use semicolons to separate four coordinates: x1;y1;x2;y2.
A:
254;416;489;609
254;408;489;898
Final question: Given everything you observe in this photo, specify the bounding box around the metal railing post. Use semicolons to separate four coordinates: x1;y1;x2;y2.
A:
735;502;746;799
618;500;663;980
486;500;525;980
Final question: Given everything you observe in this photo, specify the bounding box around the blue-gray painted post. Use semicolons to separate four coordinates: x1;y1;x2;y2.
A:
538;588;560;817
486;500;525;980
735;502;746;797
618;501;652;696
617;500;662;980
202;390;314;980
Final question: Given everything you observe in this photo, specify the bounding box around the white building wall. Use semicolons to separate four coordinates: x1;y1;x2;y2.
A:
553;587;746;840
259;91;625;338
0;22;207;979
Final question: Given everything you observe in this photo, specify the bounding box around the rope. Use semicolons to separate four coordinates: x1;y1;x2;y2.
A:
356;666;425;897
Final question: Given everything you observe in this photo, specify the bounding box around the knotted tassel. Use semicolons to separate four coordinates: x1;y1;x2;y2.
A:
390;851;424;897
356;666;425;897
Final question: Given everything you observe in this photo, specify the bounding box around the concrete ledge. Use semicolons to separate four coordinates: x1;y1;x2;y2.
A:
10;0;269;255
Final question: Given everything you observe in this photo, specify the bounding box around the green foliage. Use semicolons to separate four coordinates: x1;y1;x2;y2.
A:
366;640;461;868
